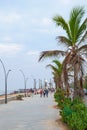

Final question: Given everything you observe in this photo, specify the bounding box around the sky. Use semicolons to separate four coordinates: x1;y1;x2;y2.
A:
0;0;87;93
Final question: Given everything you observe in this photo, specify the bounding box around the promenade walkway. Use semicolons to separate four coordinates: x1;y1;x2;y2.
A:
0;93;64;130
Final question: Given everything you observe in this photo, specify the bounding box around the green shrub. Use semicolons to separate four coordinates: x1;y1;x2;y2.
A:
67;110;87;130
72;103;86;112
60;106;73;123
54;91;87;130
65;102;87;130
54;89;66;108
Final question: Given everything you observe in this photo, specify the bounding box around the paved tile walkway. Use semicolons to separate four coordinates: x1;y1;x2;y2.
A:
0;93;62;130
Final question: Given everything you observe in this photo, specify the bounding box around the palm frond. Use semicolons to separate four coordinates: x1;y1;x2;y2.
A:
77;29;87;46
69;7;85;43
56;36;72;46
52;60;63;74
46;64;58;73
52;60;62;69
78;45;87;52
38;50;66;61
53;16;71;39
52;72;58;78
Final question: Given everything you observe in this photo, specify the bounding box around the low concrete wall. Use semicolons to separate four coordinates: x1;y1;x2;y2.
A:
0;93;25;104
0;96;17;104
0;98;5;104
0;93;32;104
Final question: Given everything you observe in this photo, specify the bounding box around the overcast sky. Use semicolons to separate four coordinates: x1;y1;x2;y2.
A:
0;0;87;93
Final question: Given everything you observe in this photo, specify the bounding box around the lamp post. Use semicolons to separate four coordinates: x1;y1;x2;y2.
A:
44;79;47;88
0;59;11;104
40;79;42;89
34;79;36;89
19;69;28;97
39;79;42;89
39;79;40;89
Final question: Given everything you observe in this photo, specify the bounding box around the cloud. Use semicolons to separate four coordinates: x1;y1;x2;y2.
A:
29;18;53;34
33;28;50;34
0;12;21;24
31;17;52;27
1;36;12;42
26;50;40;56
60;0;71;5
0;43;23;54
41;18;52;26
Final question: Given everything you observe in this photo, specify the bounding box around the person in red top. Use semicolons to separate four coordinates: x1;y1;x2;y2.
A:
40;89;43;97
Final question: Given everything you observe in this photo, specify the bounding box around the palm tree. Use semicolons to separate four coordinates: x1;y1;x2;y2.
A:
46;60;63;89
39;7;87;98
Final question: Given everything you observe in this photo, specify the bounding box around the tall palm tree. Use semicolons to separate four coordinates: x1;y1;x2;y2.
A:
46;60;63;89
39;7;87;98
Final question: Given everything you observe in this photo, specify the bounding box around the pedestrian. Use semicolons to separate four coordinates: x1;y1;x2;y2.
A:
43;89;46;97
40;89;43;97
45;89;48;97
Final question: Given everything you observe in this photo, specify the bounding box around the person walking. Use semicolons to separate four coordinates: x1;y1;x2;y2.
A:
43;89;46;97
45;88;49;97
40;89;43;97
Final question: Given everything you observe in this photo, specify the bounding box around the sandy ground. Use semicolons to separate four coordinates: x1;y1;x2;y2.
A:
53;105;68;130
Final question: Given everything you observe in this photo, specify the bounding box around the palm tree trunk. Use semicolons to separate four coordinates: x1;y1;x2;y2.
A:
63;67;70;97
79;77;84;97
61;74;63;89
73;63;79;98
73;63;84;98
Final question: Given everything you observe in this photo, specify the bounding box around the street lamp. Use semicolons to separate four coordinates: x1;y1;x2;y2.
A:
39;79;40;88
40;79;42;88
39;79;42;89
19;69;28;97
34;79;36;89
44;79;47;88
0;59;11;104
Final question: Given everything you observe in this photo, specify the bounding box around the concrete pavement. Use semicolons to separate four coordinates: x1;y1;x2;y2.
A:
0;93;62;130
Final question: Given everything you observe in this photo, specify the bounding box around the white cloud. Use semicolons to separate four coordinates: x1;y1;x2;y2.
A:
0;12;21;24
33;28;50;34
1;36;12;42
27;50;40;56
0;43;23;54
41;18;52;26
31;17;52;27
60;0;71;5
29;17;53;34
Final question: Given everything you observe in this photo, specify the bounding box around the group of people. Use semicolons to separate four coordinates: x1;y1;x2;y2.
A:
40;88;49;97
